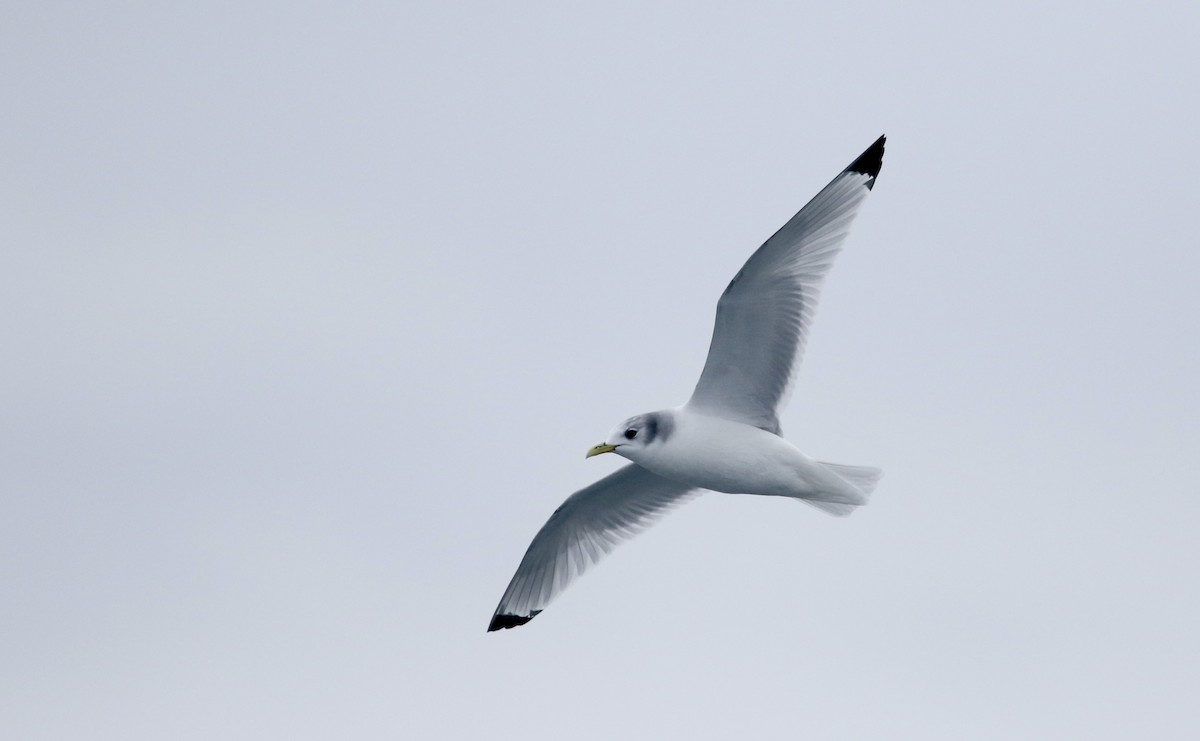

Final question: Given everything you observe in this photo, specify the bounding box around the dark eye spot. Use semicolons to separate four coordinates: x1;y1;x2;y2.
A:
624;428;638;440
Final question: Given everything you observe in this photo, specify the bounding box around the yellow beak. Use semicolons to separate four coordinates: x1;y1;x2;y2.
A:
586;443;618;458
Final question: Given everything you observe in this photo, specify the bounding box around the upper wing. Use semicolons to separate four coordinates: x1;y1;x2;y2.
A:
686;136;885;433
488;464;698;631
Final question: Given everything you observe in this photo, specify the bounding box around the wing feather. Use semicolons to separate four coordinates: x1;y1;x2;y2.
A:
686;136;885;433
488;464;698;630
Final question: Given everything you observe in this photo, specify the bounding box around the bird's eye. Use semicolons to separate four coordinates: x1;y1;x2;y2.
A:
624;428;638;440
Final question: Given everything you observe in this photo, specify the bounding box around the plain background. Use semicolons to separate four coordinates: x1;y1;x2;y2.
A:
3;2;1198;739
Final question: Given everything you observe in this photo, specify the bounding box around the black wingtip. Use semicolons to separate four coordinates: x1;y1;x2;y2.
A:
844;134;886;189
487;610;541;632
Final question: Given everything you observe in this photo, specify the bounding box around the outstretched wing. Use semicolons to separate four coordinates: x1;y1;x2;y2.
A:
686;136;885;433
488;464;698;631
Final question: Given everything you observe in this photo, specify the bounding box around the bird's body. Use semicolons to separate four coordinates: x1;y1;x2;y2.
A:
618;407;866;506
488;136;888;631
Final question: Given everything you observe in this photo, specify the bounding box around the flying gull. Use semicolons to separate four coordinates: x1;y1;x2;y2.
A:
489;136;887;631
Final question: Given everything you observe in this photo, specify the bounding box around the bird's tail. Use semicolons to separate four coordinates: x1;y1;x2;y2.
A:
800;462;882;517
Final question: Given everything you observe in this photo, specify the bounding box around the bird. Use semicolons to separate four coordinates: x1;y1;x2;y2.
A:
488;136;886;631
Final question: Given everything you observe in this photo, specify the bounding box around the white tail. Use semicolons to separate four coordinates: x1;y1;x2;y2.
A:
800;462;882;517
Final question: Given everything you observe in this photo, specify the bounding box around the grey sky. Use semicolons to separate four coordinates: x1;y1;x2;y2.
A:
3;2;1198;739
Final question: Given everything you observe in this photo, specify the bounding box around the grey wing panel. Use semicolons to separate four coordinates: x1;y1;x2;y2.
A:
488;464;699;630
687;137;884;432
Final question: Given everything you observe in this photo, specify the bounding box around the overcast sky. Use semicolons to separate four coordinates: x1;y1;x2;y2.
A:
3;2;1199;739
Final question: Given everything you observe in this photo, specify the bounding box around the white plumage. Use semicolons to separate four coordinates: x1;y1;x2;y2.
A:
489;136;887;631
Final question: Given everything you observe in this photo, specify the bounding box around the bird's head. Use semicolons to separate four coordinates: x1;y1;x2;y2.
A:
586;411;674;461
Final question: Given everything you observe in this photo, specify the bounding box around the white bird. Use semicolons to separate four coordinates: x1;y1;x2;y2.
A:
489;136;886;631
